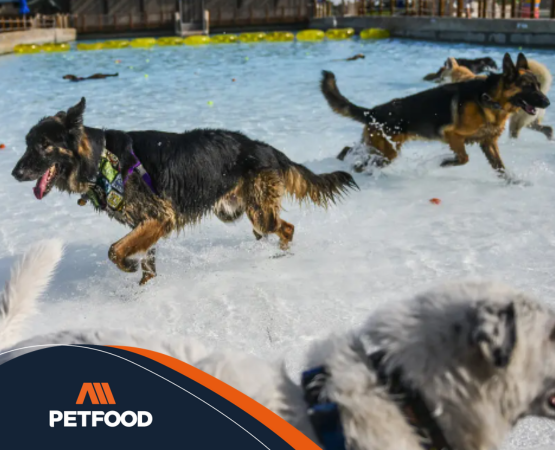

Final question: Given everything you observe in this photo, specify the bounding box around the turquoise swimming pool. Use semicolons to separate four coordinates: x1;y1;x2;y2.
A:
2;36;555;449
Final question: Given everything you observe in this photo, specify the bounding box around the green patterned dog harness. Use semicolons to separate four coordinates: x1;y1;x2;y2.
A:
81;148;126;211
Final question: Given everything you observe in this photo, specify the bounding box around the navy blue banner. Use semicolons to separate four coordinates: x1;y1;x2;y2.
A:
0;345;299;449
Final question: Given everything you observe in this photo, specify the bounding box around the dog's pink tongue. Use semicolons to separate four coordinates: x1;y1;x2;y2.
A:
33;170;49;200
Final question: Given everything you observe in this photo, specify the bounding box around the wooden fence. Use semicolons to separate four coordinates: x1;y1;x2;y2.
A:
68;12;175;33
0;14;70;32
313;0;555;19
208;5;309;27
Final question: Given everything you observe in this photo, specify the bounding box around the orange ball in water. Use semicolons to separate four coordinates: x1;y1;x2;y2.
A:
429;198;441;205
0;144;5;149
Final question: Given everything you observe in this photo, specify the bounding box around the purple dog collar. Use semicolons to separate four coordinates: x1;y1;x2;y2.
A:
125;148;157;195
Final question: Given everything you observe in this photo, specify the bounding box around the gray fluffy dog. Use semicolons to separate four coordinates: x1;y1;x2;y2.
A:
2;240;555;450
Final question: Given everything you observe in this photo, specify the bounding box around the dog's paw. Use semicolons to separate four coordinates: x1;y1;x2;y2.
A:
120;257;140;273
440;157;458;167
139;271;156;285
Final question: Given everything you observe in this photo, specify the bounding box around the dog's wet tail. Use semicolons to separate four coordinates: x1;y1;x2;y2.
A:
0;240;63;349
284;163;358;207
320;70;371;124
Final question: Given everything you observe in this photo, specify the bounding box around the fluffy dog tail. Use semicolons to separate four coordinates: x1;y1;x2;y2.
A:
0;240;63;348
321;70;371;124
283;162;358;207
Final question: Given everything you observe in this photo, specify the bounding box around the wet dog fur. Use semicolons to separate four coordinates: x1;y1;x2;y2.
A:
323;53;550;176
438;58;553;140
6;241;555;450
11;99;358;285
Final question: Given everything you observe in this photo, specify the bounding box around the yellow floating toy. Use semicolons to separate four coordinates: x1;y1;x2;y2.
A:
266;31;294;42
184;35;210;46
130;38;157;49
325;28;355;40
14;44;41;54
296;29;325;42
210;34;238;44
157;37;184;46
102;40;130;49
360;28;390;39
77;42;104;51
238;32;266;43
41;43;70;52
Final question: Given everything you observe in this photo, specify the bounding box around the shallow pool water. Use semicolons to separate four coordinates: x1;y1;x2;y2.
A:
1;38;555;448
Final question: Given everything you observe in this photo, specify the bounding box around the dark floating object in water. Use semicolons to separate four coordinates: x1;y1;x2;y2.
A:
63;73;119;82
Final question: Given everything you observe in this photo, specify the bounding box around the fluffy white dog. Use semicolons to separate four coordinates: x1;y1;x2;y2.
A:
3;240;555;450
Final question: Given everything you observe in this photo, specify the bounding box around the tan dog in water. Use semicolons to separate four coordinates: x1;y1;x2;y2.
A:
439;57;553;140
438;57;483;83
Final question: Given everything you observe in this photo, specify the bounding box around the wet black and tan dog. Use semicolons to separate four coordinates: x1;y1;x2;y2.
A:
11;98;357;285
322;53;550;177
423;56;498;82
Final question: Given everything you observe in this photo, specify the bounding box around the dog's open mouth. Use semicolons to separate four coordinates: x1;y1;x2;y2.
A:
33;165;58;200
517;99;537;116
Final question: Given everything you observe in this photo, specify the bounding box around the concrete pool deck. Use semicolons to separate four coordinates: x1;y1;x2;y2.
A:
0;28;76;55
310;16;555;48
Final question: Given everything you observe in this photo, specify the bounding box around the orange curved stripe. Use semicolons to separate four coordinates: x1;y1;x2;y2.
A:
111;346;320;450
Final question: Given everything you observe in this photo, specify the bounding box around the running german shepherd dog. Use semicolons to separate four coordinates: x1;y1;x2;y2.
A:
437;57;553;140
322;53;550;177
11;99;357;285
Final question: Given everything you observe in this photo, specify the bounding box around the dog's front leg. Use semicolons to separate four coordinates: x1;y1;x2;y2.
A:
337;146;352;161
479;140;506;175
441;133;469;167
108;219;169;284
528;119;554;140
140;247;156;285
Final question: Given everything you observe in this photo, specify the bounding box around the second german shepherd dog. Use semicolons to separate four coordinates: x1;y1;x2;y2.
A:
11;98;358;285
322;53;550;177
438;57;553;140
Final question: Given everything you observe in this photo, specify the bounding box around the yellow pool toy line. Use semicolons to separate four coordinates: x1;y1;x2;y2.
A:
360;28;390;39
21;27;391;55
42;43;70;52
77;42;104;51
238;32;266;43
325;28;355;40
102;40;130;49
209;34;238;44
14;43;42;54
266;31;295;42
296;29;325;42
130;38;157;48
157;36;184;46
184;35;210;45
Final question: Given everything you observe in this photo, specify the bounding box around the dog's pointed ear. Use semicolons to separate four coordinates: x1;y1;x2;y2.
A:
471;301;517;368
65;97;86;131
516;52;529;71
503;53;517;80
